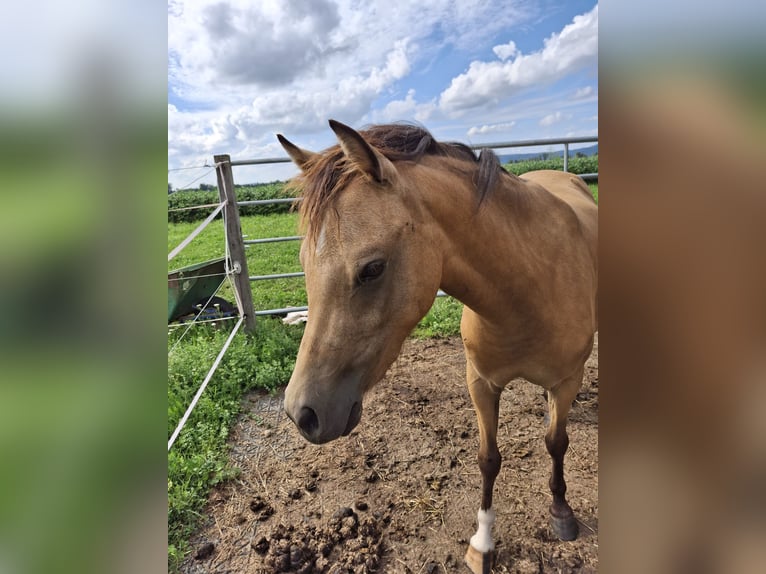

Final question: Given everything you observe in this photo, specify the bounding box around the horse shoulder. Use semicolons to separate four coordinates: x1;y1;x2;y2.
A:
520;170;597;273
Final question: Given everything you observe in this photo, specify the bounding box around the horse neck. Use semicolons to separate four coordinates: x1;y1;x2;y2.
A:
408;162;560;317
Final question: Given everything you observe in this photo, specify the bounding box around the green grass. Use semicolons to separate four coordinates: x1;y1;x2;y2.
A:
412;297;463;338
167;182;292;223
167;319;303;570
168;212;306;570
240;213;306;310
168;212;301;274
168;212;306;311
168;219;226;272
504;154;598;176
589;182;598;203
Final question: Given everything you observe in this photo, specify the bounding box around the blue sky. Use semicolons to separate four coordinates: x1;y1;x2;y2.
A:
168;0;598;187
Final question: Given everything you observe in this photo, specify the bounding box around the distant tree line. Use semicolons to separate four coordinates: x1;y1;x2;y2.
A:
167;181;294;223
168;156;597;223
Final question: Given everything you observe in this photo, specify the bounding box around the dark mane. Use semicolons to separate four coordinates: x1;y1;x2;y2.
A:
288;123;508;237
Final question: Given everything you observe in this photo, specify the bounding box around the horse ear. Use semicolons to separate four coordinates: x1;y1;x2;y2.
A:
277;133;317;171
328;119;395;184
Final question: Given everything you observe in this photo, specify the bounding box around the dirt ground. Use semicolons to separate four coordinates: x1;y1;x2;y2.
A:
182;334;598;573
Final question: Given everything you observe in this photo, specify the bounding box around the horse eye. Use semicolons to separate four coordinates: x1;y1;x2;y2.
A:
357;260;386;284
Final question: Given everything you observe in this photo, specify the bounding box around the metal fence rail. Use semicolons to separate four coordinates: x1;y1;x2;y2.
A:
249;271;305;282
228;136;597;167
238;198;297;207
218;135;598;322
243;236;303;245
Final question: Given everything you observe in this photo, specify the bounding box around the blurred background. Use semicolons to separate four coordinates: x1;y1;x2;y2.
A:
0;1;764;573
0;2;167;574
600;2;766;573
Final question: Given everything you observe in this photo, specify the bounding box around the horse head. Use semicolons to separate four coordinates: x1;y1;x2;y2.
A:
278;120;442;444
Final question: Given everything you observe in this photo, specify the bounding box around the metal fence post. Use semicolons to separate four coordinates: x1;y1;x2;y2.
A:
563;142;569;173
214;154;257;334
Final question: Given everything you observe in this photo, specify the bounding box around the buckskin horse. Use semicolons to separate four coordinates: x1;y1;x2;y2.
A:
278;120;597;573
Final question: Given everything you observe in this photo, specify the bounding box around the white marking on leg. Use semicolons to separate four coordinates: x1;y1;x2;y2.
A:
469;508;496;553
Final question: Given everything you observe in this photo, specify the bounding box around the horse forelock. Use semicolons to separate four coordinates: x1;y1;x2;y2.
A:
288;123;508;244
288;145;350;245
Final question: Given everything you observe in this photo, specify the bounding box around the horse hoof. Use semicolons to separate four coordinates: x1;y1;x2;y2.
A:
550;512;579;541
464;544;494;574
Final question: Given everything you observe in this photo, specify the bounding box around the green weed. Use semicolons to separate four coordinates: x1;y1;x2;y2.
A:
504;154;598;176
167;318;303;569
168;182;292;223
168;212;305;311
413;297;463;338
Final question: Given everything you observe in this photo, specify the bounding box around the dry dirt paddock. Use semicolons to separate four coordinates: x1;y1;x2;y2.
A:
182;335;598;573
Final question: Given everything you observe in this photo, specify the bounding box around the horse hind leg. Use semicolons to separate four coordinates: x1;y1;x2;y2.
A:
464;360;502;574
545;368;584;541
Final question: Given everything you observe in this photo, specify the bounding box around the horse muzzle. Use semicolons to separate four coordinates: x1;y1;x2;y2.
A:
284;385;363;444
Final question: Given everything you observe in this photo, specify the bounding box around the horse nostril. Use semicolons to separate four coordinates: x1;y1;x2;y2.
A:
297;406;319;437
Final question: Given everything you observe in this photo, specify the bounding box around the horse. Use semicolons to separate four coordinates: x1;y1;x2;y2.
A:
277;120;597;573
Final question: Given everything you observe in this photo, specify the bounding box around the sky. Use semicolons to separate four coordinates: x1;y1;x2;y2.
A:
168;0;598;188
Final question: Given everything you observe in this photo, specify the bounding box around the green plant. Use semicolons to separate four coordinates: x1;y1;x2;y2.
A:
503;154;598;176
413;297;463;338
167;181;295;223
168;212;306;312
167;318;303;569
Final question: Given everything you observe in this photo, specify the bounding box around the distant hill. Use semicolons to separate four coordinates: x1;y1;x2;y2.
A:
497;143;598;164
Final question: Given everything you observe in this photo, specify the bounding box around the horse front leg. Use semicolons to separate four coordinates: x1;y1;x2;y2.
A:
545;368;584;540
464;360;502;574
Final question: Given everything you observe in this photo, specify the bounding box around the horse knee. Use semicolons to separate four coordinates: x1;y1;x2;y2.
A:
478;450;502;479
545;429;569;459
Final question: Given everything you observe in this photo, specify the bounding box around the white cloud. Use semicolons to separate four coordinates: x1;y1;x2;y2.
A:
169;0;341;89
493;41;519;61
381;89;418;118
574;86;595;99
169;0;536;107
168;1;598;186
169;0;540;175
169;38;413;152
227;39;413;134
539;111;571;127
439;5;598;113
467;121;516;137
374;89;438;123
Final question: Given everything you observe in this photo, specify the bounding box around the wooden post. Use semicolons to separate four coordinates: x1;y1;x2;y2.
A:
214;154;257;334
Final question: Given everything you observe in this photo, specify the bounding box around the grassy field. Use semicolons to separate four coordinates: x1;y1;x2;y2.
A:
169;212;306;311
167;177;598;569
